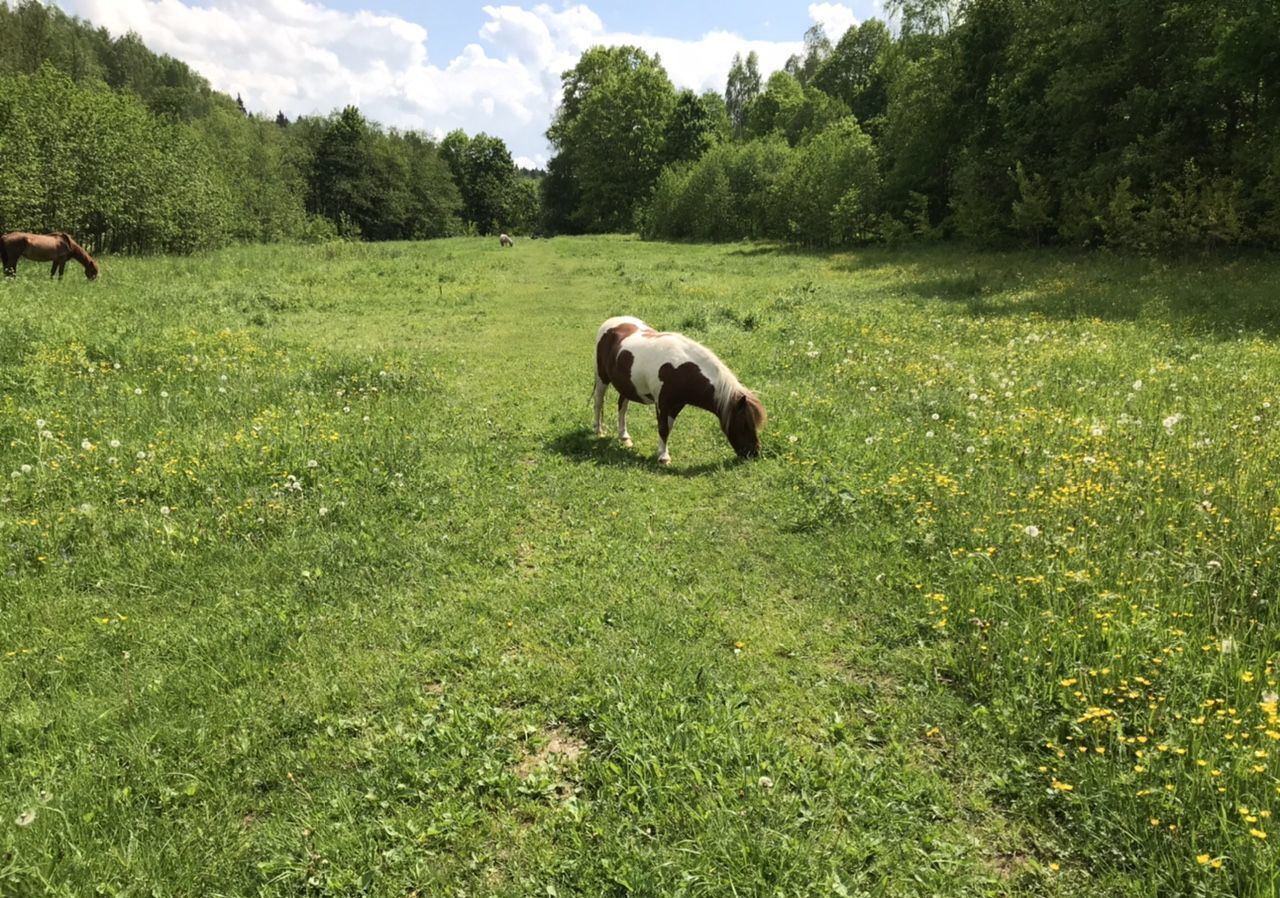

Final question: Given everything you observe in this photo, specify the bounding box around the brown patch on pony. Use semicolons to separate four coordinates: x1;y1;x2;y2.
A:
657;361;716;414
597;322;647;402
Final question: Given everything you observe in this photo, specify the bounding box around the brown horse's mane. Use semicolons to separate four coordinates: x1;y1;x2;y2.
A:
58;232;99;276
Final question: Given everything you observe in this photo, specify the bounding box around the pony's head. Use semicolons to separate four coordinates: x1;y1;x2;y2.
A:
84;257;99;280
724;390;766;459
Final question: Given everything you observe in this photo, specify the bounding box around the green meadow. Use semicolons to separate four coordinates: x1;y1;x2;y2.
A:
2;237;1278;897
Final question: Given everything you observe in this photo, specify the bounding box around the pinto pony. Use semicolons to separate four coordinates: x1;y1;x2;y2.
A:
499;233;514;247
1;231;99;280
594;316;766;464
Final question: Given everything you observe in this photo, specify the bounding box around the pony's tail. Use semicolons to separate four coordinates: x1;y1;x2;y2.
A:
0;234;8;272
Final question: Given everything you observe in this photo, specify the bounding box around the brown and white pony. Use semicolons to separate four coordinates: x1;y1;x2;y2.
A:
594;316;766;464
499;233;514;247
1;231;99;280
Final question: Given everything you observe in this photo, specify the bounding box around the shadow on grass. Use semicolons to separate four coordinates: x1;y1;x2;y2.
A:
840;248;1280;338
546;428;743;477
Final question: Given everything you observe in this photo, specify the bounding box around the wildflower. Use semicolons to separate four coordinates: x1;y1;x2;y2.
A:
1250;829;1267;840
159;506;171;516
1196;854;1211;865
1024;525;1041;538
35;419;46;428
1133;379;1143;391
15;809;35;826
1162;414;1183;430
1243;671;1256;683
134;388;142;395
307;459;319;468
1050;779;1073;792
109;439;121;449
318;507;329;517
81;439;93;451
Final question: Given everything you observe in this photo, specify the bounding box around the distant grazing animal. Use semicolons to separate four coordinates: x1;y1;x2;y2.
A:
499;233;514;247
1;231;99;280
594;316;766;464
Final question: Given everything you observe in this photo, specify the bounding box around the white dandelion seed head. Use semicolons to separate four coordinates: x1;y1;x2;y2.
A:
307;459;319;468
78;503;91;514
925;430;935;438
1132;379;1143;391
318;507;329;517
1162;414;1183;430
159;506;171;516
1220;638;1236;655
81;440;93;450
35;419;46;428
134;388;143;395
15;809;36;826
20;464;32;474
1024;525;1041;538
40;430;53;440
109;439;121;449
136;451;147;460
159;391;169;398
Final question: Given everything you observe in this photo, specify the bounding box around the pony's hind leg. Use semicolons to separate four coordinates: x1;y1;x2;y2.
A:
617;397;632;448
593;377;608;437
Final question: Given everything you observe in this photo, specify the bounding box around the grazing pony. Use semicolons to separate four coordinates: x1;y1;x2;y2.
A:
594;316;766;464
499;233;514;247
1;231;99;280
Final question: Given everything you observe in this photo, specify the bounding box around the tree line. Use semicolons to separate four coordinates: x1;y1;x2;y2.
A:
548;0;1280;252
0;0;534;254
2;0;1275;255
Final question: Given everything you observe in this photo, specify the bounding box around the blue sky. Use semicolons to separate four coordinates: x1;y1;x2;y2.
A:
54;2;887;166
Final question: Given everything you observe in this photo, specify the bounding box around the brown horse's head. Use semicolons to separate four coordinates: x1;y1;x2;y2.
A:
84;257;99;280
724;390;766;459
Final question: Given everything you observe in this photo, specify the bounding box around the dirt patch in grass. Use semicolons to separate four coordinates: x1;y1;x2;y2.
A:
514;726;587;780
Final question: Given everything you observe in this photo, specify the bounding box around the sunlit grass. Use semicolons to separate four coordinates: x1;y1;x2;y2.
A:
2;238;1277;896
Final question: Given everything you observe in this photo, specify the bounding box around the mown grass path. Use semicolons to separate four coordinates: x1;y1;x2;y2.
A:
4;238;1279;897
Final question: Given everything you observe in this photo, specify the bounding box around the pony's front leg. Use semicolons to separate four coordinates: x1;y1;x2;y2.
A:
593;378;608;437
655;405;681;465
617;397;632;448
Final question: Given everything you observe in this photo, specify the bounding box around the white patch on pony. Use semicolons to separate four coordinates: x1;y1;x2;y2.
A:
615;328;744;424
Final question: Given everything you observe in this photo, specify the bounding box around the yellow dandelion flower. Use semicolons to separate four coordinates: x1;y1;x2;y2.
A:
1051;779;1073;792
1250;829;1268;840
1196;854;1211;865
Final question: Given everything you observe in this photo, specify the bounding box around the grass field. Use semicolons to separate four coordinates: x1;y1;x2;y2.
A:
2;237;1278;897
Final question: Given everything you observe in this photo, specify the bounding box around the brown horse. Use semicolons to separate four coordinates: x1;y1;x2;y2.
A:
1;231;99;280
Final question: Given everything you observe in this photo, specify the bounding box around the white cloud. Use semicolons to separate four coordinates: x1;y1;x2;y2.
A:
808;3;859;41
51;2;830;163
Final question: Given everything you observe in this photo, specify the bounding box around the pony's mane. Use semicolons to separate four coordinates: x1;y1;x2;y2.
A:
687;337;761;428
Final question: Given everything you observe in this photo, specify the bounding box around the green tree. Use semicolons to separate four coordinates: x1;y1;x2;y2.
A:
545;45;677;232
725;51;762;139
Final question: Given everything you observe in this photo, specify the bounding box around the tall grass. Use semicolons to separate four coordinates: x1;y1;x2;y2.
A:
2;239;1277;896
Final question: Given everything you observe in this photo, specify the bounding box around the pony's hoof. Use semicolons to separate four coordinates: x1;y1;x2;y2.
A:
620;437;633;448
657;456;671;465
595;430;607;439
